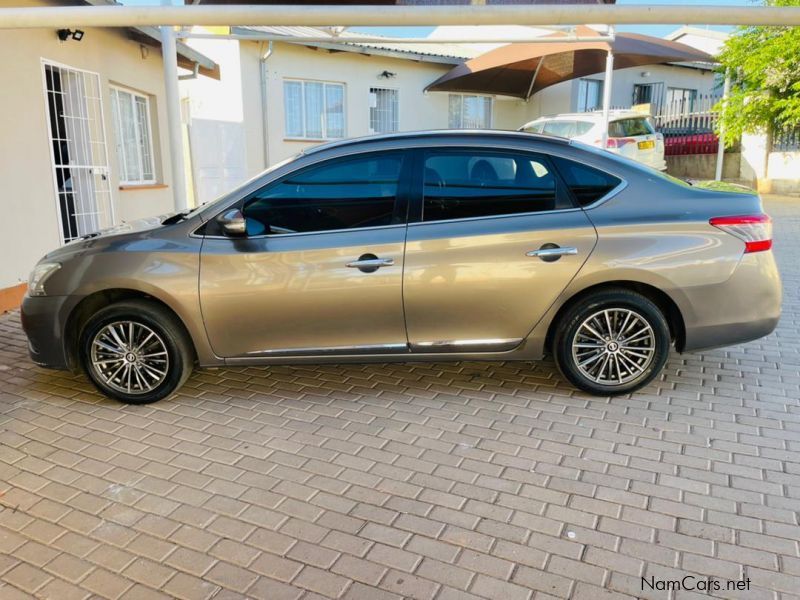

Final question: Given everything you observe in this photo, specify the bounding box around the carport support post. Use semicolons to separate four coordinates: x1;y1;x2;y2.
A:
600;34;614;147
161;1;188;212
714;70;732;181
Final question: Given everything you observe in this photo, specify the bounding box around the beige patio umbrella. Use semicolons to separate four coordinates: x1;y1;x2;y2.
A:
425;26;714;141
426;26;713;99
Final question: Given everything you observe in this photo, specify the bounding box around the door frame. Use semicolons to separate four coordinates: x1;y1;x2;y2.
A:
406;146;579;225
40;58;115;245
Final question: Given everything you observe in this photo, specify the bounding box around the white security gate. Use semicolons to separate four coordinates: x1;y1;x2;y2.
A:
42;61;114;243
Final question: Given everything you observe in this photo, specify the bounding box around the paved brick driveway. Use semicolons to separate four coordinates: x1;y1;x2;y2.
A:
1;195;799;600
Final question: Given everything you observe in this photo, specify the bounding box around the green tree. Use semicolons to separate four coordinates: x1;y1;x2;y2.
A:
715;0;800;146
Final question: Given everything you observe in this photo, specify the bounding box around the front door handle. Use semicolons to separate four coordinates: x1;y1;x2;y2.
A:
526;245;578;262
347;254;394;273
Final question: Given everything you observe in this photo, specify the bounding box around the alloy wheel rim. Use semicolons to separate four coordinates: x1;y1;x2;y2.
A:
571;308;656;386
90;321;169;395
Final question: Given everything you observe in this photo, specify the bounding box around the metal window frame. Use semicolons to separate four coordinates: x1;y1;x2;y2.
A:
447;92;494;129
283;77;346;141
110;84;157;186
369;86;400;134
576;78;604;113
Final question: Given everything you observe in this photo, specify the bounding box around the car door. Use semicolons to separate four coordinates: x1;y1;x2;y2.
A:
199;150;411;358
402;147;599;353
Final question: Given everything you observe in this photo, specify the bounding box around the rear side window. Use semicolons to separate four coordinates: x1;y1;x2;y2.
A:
542;120;577;138
422;150;565;222
608;117;654;138
552;156;622;206
242;152;404;235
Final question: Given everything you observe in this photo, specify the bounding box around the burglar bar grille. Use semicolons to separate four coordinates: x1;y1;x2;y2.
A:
369;87;399;134
774;127;800;152
43;61;114;243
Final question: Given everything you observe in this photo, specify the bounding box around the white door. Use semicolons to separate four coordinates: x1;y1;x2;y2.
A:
42;61;114;243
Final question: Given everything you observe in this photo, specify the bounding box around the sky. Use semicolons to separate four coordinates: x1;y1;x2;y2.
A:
121;0;757;39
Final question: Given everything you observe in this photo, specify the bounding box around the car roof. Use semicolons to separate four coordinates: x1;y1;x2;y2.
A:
528;111;650;124
302;129;570;156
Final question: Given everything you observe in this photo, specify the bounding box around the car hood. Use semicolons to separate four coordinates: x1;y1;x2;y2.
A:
43;214;173;262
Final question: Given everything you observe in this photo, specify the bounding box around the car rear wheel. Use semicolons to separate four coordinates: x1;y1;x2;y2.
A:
553;289;670;395
79;300;193;404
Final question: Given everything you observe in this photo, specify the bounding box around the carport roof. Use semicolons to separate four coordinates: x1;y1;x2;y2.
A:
81;0;220;79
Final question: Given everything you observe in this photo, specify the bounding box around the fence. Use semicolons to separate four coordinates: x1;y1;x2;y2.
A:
773;126;800;152
652;93;725;156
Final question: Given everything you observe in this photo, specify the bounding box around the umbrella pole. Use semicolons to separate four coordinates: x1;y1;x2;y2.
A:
525;58;545;102
601;47;614;148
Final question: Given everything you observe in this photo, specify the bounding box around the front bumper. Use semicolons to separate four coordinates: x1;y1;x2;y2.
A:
20;294;76;370
682;251;782;352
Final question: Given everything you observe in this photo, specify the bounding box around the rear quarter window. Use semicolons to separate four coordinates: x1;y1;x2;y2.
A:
552;156;622;206
542;120;577;138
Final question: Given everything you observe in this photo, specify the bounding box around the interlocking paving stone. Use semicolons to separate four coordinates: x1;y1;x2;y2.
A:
1;194;799;599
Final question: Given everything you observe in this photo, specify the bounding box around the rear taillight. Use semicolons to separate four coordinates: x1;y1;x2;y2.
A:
605;137;636;149
710;214;773;253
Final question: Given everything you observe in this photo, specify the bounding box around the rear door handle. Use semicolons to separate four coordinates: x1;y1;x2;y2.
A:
347;258;394;268
526;246;578;262
347;254;394;273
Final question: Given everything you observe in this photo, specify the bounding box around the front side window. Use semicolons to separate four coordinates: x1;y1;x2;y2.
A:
110;86;155;184
422;150;563;222
284;79;345;140
448;94;493;129
552;156;622;206
369;88;399;134
242;152;404;235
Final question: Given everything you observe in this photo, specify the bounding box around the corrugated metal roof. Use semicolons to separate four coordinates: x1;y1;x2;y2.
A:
236;26;478;61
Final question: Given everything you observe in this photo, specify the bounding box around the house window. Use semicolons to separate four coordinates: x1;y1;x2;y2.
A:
448;94;492;129
284;79;345;140
369;88;399;134
577;79;603;112
666;87;697;113
110;86;155;185
633;84;653;105
633;82;665;113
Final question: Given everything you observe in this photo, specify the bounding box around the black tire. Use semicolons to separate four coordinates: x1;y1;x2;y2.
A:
553;289;670;396
79;300;194;404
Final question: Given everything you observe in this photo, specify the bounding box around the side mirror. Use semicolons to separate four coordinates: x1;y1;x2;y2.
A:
217;209;247;237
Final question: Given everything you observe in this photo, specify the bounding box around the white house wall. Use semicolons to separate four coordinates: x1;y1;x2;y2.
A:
530;63;718;118
0;0;177;290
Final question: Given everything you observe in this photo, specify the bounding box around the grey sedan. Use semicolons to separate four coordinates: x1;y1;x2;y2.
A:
22;131;781;403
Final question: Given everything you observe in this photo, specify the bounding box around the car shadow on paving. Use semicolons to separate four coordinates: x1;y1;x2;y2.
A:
0;195;798;600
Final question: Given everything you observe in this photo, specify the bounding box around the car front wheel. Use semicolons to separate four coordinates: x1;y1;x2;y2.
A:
553;289;670;395
79;300;194;404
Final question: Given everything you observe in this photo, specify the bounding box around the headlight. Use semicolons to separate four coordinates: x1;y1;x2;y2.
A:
28;263;61;297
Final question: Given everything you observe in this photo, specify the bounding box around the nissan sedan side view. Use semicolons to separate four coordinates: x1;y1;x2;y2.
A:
22;131;781;404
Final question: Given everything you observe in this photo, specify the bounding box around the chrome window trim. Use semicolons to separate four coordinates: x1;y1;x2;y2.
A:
580;179;629;210
198;222;406;241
